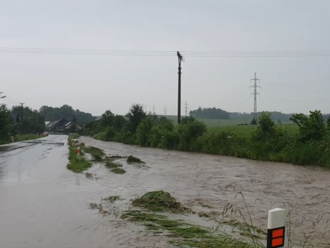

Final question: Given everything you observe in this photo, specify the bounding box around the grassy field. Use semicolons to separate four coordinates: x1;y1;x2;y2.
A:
165;115;293;127
164;115;298;137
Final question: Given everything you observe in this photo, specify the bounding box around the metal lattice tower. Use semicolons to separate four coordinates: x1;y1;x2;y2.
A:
250;73;261;120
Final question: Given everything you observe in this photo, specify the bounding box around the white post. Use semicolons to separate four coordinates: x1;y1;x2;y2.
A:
267;208;286;248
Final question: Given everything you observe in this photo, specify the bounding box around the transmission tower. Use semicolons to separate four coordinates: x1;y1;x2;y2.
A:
164;106;166;116
184;101;189;117
250;73;261;121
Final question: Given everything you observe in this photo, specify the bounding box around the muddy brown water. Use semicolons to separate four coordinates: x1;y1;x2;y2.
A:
0;135;329;247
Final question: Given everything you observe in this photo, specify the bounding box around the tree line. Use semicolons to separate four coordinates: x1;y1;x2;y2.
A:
39;105;95;124
190;107;330;124
0;104;46;144
88;104;330;168
189;107;230;119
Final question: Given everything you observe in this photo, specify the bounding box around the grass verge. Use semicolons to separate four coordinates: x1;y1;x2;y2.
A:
67;140;91;173
70;133;80;139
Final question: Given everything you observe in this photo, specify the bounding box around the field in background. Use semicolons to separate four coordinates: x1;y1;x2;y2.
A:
164;115;298;137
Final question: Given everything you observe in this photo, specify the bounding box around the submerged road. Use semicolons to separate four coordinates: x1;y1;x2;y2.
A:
0;135;154;248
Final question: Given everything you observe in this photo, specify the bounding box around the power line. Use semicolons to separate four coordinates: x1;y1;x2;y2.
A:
230;96;251;110
1;47;330;57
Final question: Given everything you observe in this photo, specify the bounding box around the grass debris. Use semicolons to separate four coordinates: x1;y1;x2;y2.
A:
127;155;144;164
105;160;123;169
107;155;126;159
111;168;126;174
103;195;122;203
121;211;255;248
132;191;191;214
104;160;126;174
83;146;105;161
85;172;93;179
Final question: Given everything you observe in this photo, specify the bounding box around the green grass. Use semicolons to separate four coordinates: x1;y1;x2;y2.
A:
132;191;191;214
83;146;105;161
67;143;92;173
70;133;80;139
15;134;42;142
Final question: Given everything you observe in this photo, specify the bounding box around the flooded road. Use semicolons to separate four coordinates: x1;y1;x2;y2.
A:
1;135;329;247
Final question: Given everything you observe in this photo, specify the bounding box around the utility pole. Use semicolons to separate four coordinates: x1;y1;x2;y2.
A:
177;51;183;124
185;101;189;117
250;73;261;121
35;111;37;134
20;103;24;134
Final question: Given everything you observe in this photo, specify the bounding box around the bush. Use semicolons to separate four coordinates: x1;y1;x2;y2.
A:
89;108;330;168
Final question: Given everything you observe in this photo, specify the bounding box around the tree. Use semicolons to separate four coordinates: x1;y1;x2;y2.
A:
11;106;45;134
126;104;146;133
113;115;127;131
101;110;115;127
253;113;277;141
290;110;326;142
0;105;15;142
250;118;257;125
136;118;153;146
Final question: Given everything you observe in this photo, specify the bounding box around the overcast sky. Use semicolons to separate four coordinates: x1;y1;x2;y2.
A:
0;0;329;116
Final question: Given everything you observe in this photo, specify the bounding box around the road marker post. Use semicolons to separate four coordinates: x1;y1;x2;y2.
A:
76;146;81;159
267;208;286;248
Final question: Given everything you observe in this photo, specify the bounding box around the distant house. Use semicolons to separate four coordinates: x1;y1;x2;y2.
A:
45;118;82;133
64;121;82;131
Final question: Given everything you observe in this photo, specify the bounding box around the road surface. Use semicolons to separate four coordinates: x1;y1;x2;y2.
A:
0;135;162;248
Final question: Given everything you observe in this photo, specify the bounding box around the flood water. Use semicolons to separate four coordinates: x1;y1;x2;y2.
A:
0;135;329;247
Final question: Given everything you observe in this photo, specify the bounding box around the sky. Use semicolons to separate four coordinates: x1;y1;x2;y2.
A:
0;0;330;116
